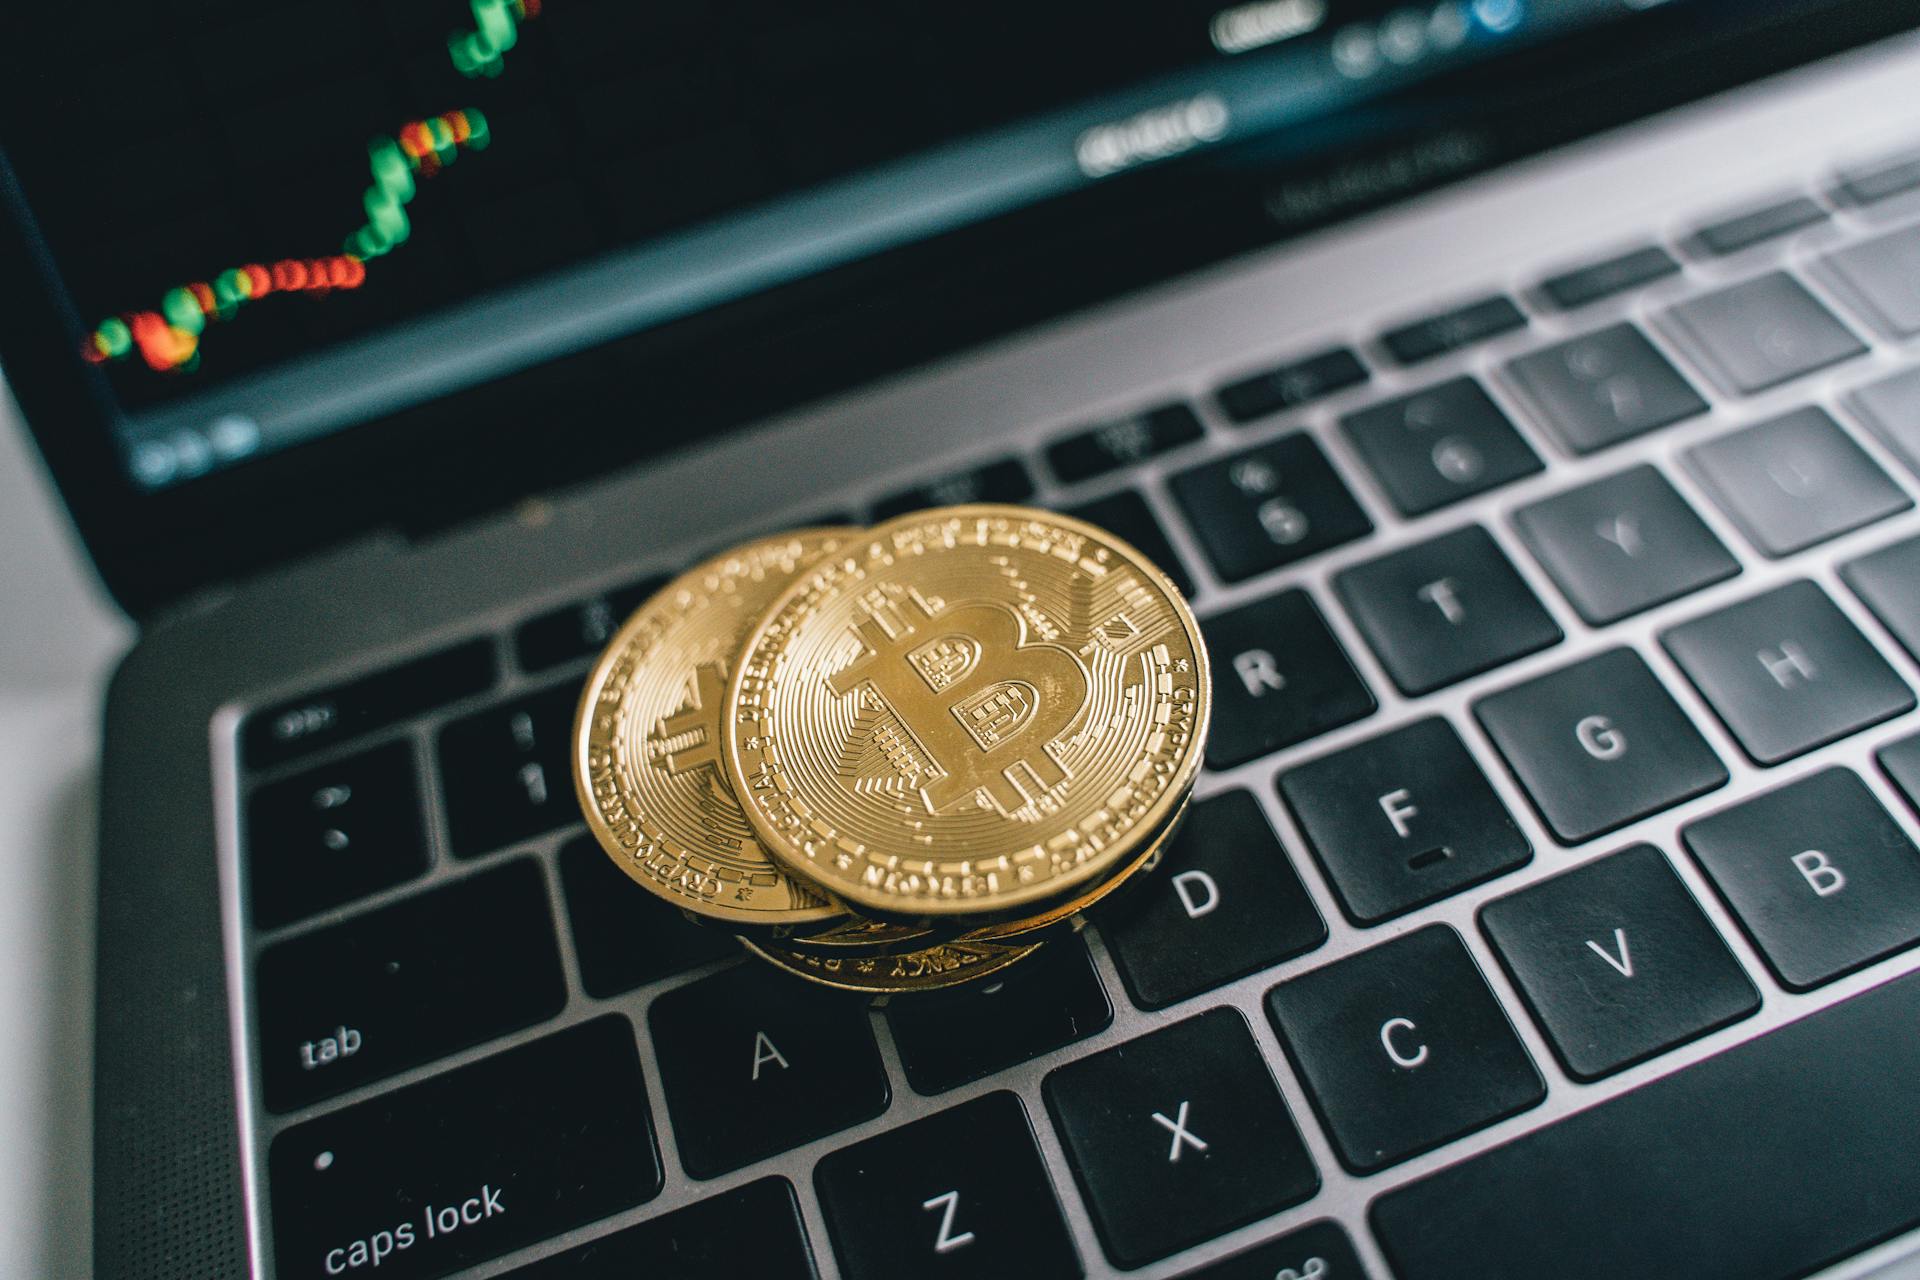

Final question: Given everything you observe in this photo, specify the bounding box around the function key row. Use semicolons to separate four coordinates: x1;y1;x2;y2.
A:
1380;293;1529;366
244;639;496;771
1046;401;1204;481
1540;243;1680;310
1833;146;1920;207
513;573;665;673
1690;193;1829;257
1216;346;1369;423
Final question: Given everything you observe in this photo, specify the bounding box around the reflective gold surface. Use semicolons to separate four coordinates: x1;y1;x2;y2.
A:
739;933;1043;993
972;791;1189;943
574;530;855;925
724;505;1209;918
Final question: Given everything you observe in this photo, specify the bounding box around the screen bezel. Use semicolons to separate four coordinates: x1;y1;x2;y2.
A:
2;0;1911;617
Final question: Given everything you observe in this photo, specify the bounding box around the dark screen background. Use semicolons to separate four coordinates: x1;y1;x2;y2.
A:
3;0;1905;613
3;0;1357;408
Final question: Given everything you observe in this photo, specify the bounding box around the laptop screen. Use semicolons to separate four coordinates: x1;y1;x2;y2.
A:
7;0;1707;495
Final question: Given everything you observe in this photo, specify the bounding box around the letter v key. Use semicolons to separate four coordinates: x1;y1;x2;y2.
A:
1585;928;1633;978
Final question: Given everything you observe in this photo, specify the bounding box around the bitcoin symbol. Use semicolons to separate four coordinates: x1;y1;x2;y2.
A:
829;598;1090;815
652;660;726;775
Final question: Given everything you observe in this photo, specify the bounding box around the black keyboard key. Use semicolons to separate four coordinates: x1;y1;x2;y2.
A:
1822;224;1920;338
1200;589;1375;769
873;457;1033;519
1693;195;1828;256
1279;718;1530;924
1064;489;1195;597
1479;844;1759;1080
245;639;496;769
1883;733;1920;812
1047;403;1203;482
1504;323;1707;454
1178;1222;1365;1280
649;962;889;1177
1512;464;1740;624
438;683;582;857
1215;347;1369;423
558;835;736;998
1266;925;1543;1173
1664;272;1867;395
256;860;566;1113
514;575;665;673
1170;434;1372;583
268;1016;661;1280
815;1092;1079;1280
1853;365;1920;477
1101;791;1326;1010
1683;767;1920;990
1843;536;1920;661
1539;244;1681;310
885;936;1110;1095
1661;581;1915;765
1686;407;1910;557
1371;967;1920;1280
503;1178;816;1279
1835;147;1920;205
1043;1008;1318;1268
1339;378;1542;516
247;741;428;928
1474;649;1728;844
1381;294;1527;365
1334;525;1562;695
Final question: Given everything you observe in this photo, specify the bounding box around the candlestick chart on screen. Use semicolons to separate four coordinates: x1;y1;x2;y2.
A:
80;0;542;375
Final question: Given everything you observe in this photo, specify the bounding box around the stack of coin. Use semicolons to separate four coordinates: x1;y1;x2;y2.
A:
572;505;1211;993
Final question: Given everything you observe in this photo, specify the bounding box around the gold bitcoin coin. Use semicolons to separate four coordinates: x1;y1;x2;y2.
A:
740;934;1043;993
784;793;1188;956
973;790;1190;943
781;792;1189;956
765;912;962;958
574;530;857;926
723;504;1210;919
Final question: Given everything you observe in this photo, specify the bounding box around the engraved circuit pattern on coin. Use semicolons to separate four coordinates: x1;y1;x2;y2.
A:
724;505;1209;917
573;531;854;925
739;935;1044;993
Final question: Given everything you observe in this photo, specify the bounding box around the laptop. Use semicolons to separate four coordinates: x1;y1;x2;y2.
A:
5;0;1920;1275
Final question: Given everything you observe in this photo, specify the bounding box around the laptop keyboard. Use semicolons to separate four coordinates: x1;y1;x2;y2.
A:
236;146;1920;1278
